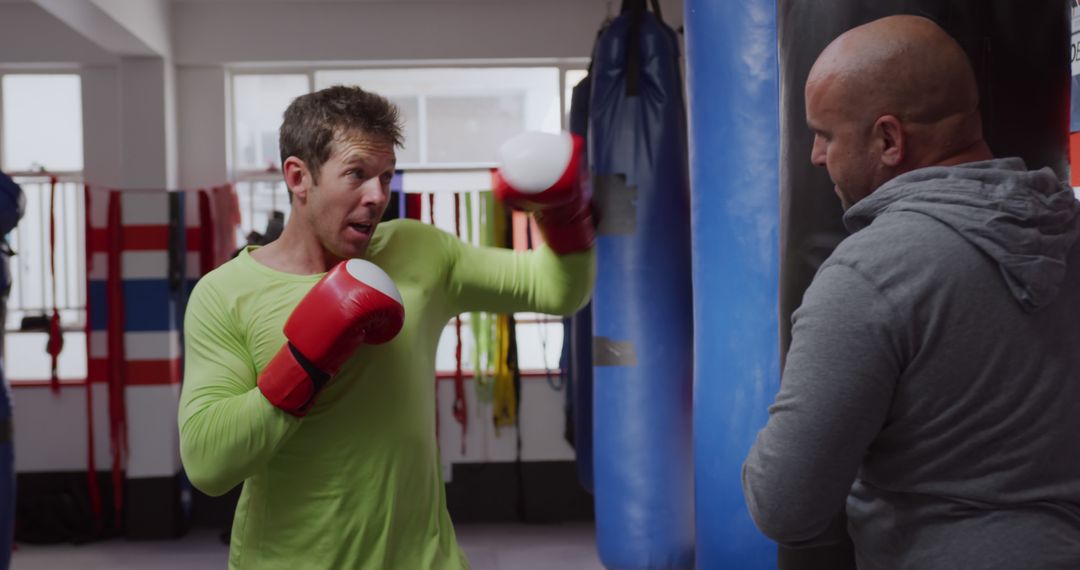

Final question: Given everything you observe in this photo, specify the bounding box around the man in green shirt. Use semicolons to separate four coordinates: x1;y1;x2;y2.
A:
179;85;596;569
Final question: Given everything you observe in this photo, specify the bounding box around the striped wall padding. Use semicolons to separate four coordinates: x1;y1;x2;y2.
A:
86;188;198;387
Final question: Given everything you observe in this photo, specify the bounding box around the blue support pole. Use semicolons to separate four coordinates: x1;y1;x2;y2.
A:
685;0;780;567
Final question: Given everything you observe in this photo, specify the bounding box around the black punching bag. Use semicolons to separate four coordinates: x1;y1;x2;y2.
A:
777;2;1069;569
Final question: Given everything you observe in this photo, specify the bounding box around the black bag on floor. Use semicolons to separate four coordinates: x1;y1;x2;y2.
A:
16;484;110;545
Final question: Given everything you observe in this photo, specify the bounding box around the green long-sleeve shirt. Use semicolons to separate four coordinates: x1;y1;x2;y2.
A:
179;219;595;569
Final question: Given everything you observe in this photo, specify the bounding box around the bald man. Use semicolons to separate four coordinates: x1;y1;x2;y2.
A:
743;15;1080;569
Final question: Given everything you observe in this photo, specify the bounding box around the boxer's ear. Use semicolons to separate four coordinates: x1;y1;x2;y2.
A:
283;156;312;204
874;115;904;167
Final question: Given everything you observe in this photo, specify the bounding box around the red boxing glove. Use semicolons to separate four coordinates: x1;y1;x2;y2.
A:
493;131;595;254
258;259;404;416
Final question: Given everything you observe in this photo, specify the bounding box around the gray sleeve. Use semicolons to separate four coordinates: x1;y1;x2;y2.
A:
742;263;902;546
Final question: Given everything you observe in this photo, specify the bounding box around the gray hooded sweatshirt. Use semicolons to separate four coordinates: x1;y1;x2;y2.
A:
743;158;1080;569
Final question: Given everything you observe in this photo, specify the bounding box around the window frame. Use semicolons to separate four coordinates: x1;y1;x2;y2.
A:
0;69;88;385
227;59;588;180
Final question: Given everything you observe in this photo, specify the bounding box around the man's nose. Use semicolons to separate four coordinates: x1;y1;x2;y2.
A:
359;178;388;207
809;137;826;167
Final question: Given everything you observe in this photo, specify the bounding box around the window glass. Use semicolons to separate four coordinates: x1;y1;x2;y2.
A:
3;74;83;172
315;68;560;166
232;74;309;171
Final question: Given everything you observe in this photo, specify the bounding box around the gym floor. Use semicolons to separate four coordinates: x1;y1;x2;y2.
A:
10;522;603;569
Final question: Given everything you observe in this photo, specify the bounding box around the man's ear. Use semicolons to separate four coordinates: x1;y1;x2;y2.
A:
283;156;310;203
875;115;904;167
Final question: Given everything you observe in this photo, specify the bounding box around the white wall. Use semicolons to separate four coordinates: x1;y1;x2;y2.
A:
437;377;576;471
125;384;182;477
93;0;172;57
0;3;114;65
171;0;683;65
118;57;176;189
81;65;123;187
14;376;566;473
12;383;111;472
176;65;229;189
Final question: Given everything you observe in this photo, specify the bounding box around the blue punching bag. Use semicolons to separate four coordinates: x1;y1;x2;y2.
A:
0;359;13;570
0;170;19;570
590;2;695;568
685;0;780;568
568;71;594;494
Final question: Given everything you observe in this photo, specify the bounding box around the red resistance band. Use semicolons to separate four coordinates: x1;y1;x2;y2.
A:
83;185;102;520
106;191;128;529
452;193;468;454
198;190;215;276
405;193;422;220
428;194;442;443
47;176;64;393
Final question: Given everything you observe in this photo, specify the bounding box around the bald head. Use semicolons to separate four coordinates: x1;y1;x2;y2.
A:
805;15;992;209
809;15;979;127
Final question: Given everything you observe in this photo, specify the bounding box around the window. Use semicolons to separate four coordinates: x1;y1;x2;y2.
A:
1;73;86;381
230;74;311;244
564;69;589;125
425;94;526;163
231;66;579;230
2;74;83;172
231;74;311;172
388;95;421;164
314;67;562;167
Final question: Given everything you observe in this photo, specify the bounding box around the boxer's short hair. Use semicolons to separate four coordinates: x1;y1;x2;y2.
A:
279;85;403;183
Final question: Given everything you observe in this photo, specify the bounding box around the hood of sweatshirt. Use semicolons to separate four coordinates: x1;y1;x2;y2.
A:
844;158;1080;311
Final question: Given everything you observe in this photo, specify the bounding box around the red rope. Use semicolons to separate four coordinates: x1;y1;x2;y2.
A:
429;193;441;444
405;193;422;220
47;176;64;393
198;190;214;276
83;185;101;520
106;191;128;529
452;193;468;454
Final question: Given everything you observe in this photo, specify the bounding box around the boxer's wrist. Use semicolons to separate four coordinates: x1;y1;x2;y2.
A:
258;342;331;417
534;200;595;254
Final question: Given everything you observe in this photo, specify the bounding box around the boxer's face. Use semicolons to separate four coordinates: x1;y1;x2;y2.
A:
806;75;878;210
301;132;395;260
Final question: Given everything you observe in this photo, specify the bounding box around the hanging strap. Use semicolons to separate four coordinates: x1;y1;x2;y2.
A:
471;192;497;403
492;314;517;431
620;0;662;21
619;0;663;97
427;193;442;444
167;192;183;293
106;190;128;529
624;0;644;96
198;190;215;276
405;193;422;220
46;176;64;393
83;185;102;522
452;193;468;454
391;171;405;220
506;312;526;521
649;0;662;21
